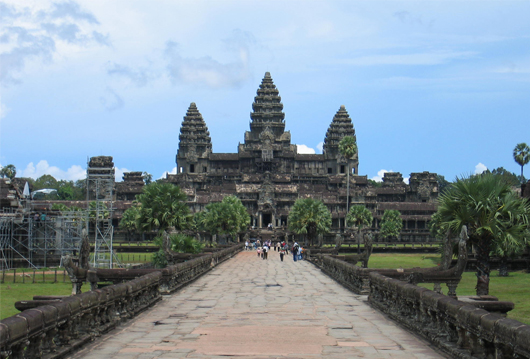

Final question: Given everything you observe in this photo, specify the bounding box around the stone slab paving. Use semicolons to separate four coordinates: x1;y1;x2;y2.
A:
72;251;447;358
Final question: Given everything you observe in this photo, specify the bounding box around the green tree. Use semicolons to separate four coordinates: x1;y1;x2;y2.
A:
367;179;382;188
0;164;16;179
203;195;250;242
379;210;403;240
346;205;373;254
152;233;204;268
436;175;451;194
484;167;521;187
142;172;153;185
338;136;358;220
288;197;332;246
513;143;530;184
436;173;530;295
136;182;190;235
33;174;58;190
119;203;141;241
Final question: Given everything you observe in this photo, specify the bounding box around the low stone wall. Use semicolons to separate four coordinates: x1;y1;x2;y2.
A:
0;244;243;359
369;272;530;358
310;254;530;358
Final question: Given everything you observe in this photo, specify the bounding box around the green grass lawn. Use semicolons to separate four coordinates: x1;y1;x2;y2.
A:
369;253;530;325
0;282;73;320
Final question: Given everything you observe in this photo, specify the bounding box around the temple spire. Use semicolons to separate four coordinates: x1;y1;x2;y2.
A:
249;72;285;138
323;105;356;156
177;102;212;158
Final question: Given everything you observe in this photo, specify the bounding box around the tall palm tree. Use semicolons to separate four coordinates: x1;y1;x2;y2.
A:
136;182;190;235
346;205;373;254
513;142;530;184
437;173;530;295
339;136;358;228
288;197;332;246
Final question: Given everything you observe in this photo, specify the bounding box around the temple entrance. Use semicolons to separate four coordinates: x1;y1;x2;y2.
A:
262;213;272;228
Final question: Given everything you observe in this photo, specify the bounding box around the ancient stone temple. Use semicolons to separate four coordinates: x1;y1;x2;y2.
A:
167;72;438;242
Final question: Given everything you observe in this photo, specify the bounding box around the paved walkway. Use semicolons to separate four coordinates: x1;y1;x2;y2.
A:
73;251;446;358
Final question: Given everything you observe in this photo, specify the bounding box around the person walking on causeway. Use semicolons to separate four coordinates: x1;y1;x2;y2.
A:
292;242;299;262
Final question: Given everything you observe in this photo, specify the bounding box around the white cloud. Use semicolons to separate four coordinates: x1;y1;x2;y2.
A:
99;86;124;111
159;167;177;179
21;160;85;181
163;30;253;89
404;177;410;185
371;169;392;182
342;51;476;66
0;101;9;119
316;142;324;154
296;144;316;154
474;162;487;174
114;167;130;181
0;1;108;86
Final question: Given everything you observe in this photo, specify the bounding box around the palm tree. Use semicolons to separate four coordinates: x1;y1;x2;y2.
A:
119;203;141;241
379;210;403;241
136;182;190;235
437;173;530;295
338;136;358;228
346;205;373;254
0;164;16;180
203;195;250;243
513;143;530;184
288;197;332;246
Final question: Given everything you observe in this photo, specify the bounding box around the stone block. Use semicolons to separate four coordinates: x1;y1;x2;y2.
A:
16;310;44;336
61;296;81;316
494;317;526;344
46;302;70;323
1;316;27;344
455;305;480;328
479;313;501;342
515;325;530;357
79;291;99;309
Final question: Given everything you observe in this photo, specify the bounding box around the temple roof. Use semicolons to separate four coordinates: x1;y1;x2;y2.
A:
249;72;285;137
323;105;356;154
178;102;212;152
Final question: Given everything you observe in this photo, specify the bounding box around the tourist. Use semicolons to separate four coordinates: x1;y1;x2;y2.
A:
245;240;249;251
298;246;304;261
263;244;268;260
257;246;262;258
292;242;299;262
279;247;285;262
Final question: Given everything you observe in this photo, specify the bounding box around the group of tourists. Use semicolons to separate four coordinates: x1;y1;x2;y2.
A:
244;239;304;262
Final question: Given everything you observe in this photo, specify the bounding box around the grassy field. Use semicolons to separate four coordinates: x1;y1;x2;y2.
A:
369;253;530;325
0;282;73;320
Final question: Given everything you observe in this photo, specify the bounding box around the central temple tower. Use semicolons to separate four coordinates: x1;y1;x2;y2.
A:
239;72;297;173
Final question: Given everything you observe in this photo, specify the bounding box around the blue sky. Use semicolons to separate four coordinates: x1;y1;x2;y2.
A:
1;0;529;183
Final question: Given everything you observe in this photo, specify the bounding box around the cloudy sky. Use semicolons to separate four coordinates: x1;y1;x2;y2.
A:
1;0;529;184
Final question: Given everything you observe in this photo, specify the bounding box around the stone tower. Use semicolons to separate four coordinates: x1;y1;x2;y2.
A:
176;102;212;174
323;105;359;175
239;72;296;173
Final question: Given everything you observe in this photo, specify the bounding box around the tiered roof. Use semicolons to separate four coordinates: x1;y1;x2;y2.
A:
178;102;212;153
323;105;356;155
249;72;285;137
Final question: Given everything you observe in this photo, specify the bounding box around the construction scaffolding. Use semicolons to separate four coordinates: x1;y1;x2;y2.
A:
0;209;86;270
86;156;121;268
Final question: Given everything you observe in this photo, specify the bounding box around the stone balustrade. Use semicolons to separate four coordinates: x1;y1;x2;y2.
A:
0;243;243;359
310;254;530;358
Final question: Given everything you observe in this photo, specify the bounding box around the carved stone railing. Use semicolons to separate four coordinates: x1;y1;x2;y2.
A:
368;272;530;359
0;243;243;358
0;271;162;359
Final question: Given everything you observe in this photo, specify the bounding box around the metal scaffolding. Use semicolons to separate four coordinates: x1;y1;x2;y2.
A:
86;159;121;268
0;209;86;270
